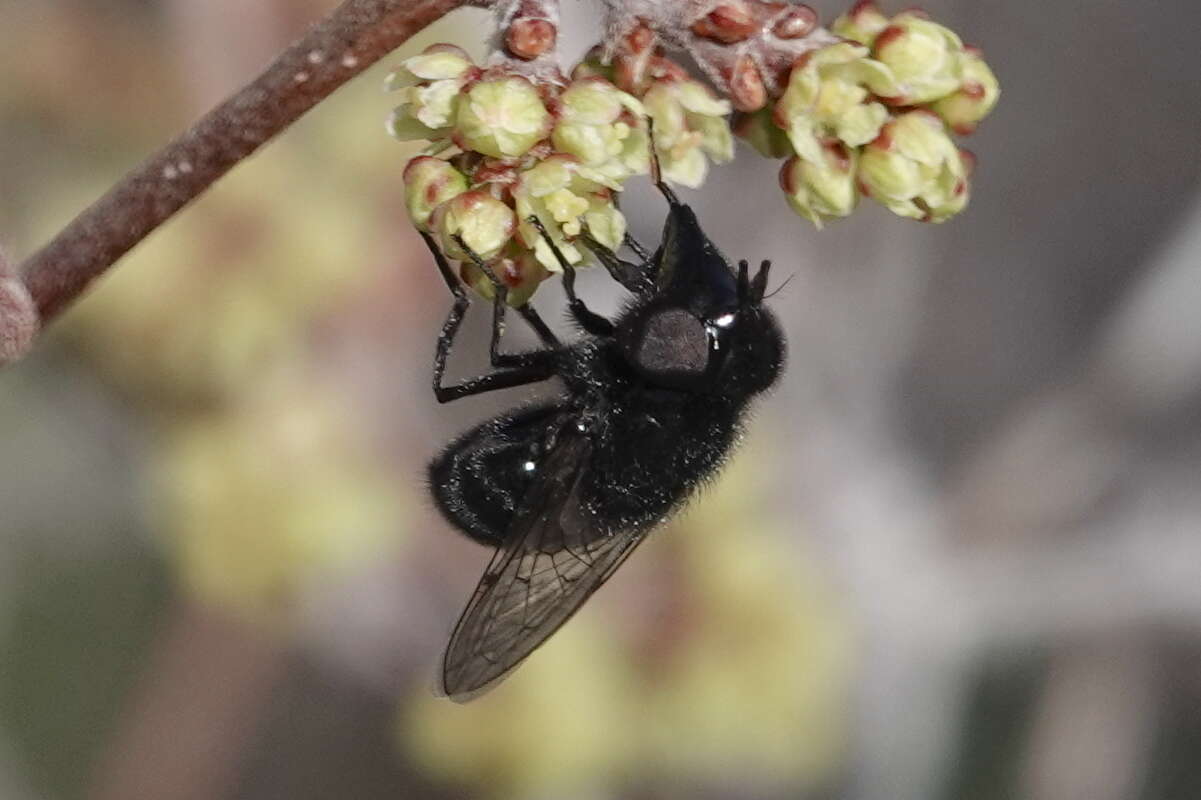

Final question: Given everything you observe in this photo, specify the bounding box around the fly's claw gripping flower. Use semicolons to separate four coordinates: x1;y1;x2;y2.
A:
858;110;969;222
386;45;478;142
775;42;892;163
643;79;735;189
831;1;891;46
514;155;626;270
931;47;1000;134
432;190;517;261
551;78;647;179
869;11;965;106
455;77;554;159
460;244;551;307
780;142;859;228
403;156;468;230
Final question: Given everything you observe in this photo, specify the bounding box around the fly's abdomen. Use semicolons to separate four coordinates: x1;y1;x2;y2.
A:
429;404;565;546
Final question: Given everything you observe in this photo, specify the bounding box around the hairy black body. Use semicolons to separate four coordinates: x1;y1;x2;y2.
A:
424;177;785;701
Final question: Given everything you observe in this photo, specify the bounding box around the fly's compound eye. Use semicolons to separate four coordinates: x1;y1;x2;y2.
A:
624;307;711;383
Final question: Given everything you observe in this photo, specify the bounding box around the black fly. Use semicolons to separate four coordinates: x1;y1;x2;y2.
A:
423;166;785;701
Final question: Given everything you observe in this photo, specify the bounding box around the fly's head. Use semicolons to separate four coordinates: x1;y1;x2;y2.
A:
615;201;785;397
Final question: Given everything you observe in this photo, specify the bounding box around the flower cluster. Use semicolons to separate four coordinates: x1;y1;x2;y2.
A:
389;45;733;304
740;2;999;226
391;3;1002;294
571;49;735;189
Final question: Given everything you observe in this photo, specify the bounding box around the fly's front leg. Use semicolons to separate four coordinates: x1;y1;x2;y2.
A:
579;230;653;296
646;116;682;209
525;216;615;337
623;232;651;263
517;304;560;349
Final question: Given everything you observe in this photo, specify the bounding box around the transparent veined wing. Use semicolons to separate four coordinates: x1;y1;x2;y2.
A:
440;421;650;701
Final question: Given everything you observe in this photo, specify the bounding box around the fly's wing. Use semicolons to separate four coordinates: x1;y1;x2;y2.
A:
440;423;649;701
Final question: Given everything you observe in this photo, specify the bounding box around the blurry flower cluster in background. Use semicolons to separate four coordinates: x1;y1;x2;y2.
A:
2;2;1201;800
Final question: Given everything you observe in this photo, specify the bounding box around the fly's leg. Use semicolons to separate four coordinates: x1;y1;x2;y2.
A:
646;117;682;209
623;232;651;263
622;232;658;286
525;216;615;337
517;304;560;349
420;232;556;403
578;230;653;296
452;235;560;369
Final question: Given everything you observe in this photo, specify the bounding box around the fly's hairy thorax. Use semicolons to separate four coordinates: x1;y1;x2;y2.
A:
578;370;746;531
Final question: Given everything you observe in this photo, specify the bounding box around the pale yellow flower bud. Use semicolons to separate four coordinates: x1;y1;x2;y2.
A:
386;45;477;143
403;156;468;230
455;78;552;159
385;44;474;89
511;155;628;270
460;245;550;307
551;79;646;176
831;1;891;47
643;79;734;188
775;42;891;162
923;148;974;223
871;12;965;105
433;191;516;261
545;188;591;236
780;143;859;228
931;47;1001;134
859;111;970;222
583;196;626;251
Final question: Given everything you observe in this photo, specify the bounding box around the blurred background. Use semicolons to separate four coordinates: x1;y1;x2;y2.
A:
2;1;1200;798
